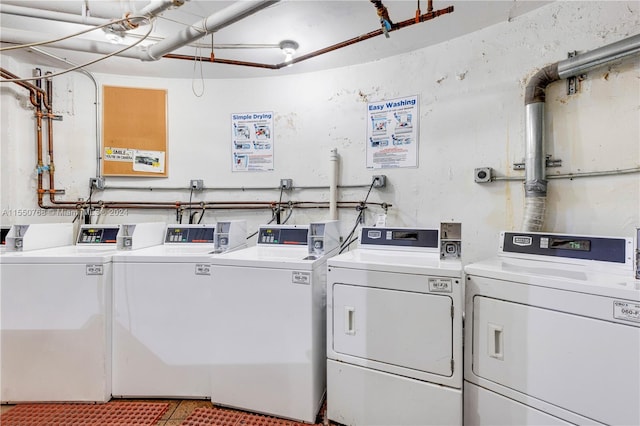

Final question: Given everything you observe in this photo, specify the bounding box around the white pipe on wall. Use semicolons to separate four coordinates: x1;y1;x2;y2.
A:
329;148;339;220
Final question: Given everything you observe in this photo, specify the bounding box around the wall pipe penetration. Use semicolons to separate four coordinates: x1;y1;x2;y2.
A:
522;33;640;232
0;67;391;218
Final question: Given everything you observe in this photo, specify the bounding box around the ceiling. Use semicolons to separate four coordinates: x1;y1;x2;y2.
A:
0;0;551;79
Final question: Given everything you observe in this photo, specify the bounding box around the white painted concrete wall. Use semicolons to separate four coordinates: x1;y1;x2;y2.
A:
1;1;638;264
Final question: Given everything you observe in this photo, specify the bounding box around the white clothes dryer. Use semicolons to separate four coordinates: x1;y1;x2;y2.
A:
326;227;464;426
209;221;340;423
0;222;164;403
464;231;640;426
112;221;246;398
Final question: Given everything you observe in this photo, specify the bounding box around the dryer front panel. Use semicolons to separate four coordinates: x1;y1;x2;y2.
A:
472;295;640;426
332;283;453;376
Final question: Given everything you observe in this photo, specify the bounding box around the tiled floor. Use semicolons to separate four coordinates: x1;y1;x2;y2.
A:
0;399;327;426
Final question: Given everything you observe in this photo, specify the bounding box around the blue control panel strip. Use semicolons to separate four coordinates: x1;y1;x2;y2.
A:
360;227;439;248
503;232;627;263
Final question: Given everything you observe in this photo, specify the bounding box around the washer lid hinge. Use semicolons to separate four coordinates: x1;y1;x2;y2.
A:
451;358;454;373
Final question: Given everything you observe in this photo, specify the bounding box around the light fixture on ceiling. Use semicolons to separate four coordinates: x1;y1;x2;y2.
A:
103;27;125;44
279;40;299;65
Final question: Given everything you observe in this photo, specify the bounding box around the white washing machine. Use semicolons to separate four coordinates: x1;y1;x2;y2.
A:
0;222;165;403
112;221;246;398
209;221;340;423
464;231;640;426
326;227;464;426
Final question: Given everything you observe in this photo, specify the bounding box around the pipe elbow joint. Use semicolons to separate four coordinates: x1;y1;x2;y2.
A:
525;64;560;104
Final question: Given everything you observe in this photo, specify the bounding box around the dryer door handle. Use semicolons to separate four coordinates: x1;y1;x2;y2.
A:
344;306;356;335
488;323;504;360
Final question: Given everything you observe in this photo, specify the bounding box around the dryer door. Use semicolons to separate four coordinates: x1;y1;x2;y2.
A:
332;283;453;377
472;295;640;426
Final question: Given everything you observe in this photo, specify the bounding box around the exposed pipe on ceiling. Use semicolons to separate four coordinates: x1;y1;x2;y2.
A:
0;1;186;32
0;2;451;71
164;5;454;69
141;0;280;61
522;33;640;232
0;1;276;63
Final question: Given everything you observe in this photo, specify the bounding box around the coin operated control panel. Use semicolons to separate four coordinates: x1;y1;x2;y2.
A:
257;225;309;246
499;231;634;272
440;222;462;259
164;225;216;244
359;227;440;252
213;220;247;253
307;220;340;258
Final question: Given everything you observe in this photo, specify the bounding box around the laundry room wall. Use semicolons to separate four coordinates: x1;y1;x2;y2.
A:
1;1;638;264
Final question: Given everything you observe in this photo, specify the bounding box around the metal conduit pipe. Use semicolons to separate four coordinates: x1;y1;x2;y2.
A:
522;33;640;232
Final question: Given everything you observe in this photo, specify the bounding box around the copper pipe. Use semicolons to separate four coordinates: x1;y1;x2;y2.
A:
163;53;278;69
163;6;453;70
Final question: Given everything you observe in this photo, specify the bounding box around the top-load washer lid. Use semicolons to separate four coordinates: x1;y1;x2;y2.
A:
465;231;639;300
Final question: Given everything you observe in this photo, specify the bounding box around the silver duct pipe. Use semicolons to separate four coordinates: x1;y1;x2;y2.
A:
142;0;280;61
557;33;640;79
522;33;640;232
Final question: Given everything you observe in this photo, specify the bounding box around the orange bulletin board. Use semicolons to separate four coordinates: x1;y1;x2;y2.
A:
102;86;168;177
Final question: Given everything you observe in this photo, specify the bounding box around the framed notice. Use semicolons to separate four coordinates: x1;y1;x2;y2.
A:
366;95;419;169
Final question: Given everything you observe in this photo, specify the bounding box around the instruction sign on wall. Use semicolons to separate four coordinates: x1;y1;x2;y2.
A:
231;111;274;172
366;95;419;169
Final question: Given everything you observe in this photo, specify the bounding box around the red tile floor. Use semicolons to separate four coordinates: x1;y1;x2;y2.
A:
0;399;329;426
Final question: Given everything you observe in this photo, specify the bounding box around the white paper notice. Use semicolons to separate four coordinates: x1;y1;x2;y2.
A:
231;112;274;172
366;95;419;169
132;150;165;173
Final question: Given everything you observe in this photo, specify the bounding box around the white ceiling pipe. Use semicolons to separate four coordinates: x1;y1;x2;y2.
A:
0;3;110;26
0;28;144;60
109;0;188;31
142;0;280;61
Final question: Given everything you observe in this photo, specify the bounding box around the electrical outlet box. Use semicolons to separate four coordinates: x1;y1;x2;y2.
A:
280;179;293;190
190;179;204;191
372;175;386;188
89;177;105;190
474;167;492;183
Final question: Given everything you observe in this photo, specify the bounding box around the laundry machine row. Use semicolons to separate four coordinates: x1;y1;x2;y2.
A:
463;231;640;426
